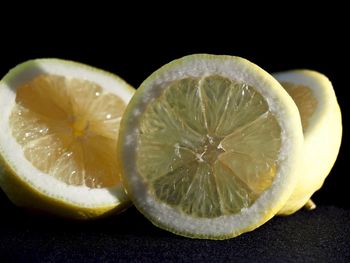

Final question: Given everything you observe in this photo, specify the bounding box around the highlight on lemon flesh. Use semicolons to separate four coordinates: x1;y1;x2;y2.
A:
274;70;342;215
118;54;303;239
0;59;135;219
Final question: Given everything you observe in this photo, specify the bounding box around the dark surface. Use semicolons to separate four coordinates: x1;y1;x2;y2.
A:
1;189;350;262
1;192;350;262
0;18;349;262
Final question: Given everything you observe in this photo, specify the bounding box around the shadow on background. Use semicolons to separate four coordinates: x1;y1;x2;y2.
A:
0;189;169;238
1;188;350;262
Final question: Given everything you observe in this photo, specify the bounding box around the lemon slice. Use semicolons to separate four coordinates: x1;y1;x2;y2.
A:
118;54;303;239
274;70;342;215
0;59;134;219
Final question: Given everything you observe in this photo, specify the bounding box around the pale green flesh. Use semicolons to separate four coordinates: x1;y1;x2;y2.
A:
136;75;282;218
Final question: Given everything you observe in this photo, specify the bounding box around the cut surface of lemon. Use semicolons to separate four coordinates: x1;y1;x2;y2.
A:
119;54;303;239
274;70;342;215
0;59;134;219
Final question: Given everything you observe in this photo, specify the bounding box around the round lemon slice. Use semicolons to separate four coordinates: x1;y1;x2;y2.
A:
118;54;303;239
274;70;342;215
0;59;134;219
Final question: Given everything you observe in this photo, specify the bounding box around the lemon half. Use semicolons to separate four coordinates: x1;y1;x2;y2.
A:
119;54;303;239
274;70;342;215
0;59;134;219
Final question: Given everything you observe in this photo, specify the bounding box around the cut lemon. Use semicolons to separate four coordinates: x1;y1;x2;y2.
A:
118;54;303;239
274;70;342;215
0;59;134;219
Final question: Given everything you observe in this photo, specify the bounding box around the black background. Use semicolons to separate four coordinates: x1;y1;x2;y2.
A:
0;13;349;262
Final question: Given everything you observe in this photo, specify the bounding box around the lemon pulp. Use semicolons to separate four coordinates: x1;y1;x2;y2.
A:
136;75;282;218
281;82;318;132
9;74;126;188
